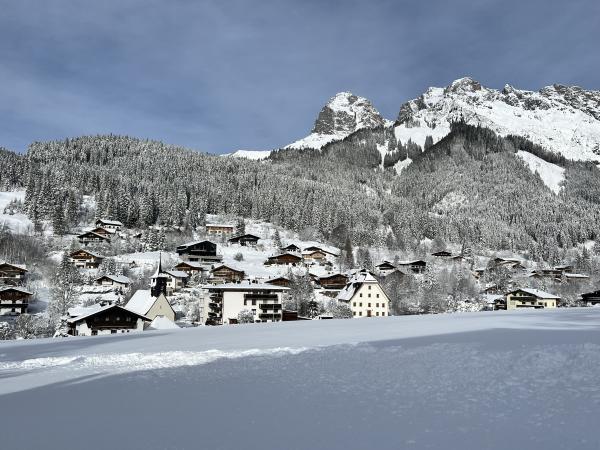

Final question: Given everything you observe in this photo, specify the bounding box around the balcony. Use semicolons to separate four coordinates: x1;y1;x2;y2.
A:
259;303;282;311
259;313;282;320
208;302;222;311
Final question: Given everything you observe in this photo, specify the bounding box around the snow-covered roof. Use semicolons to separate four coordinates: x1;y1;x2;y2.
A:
70;249;103;258
206;223;234;228
97;274;131;284
565;273;589;279
0;261;27;271
175;261;204;269
78;231;109;239
96;219;123;226
68;303;105;318
67;304;150;323
510;288;560;299
149;316;180;330
209;283;289;291
337;270;379;302
126;290;156;315
0;286;33;295
165;270;189;279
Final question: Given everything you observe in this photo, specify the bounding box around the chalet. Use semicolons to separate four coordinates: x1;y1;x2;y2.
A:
505;288;560;310
228;233;260;247
281;244;301;253
164;270;189;292
302;249;329;264
205;223;235;236
337;270;390;318
396;260;427;274
317;273;349;290
126;290;176;322
564;273;590;282
210;265;245;284
264;253;302;266
95;219;123;231
528;270;589;283
89;227;115;237
151;259;189;295
431;251;452;257
0;262;28;285
176;240;222;264
581;290;600;306
492;257;526;270
374;261;397;277
69;249;104;269
67;304;150;336
303;246;339;257
0;286;32;315
173;261;205;276
265;277;291;287
207;282;289;325
554;264;575;273
95;274;131;288
77;230;110;245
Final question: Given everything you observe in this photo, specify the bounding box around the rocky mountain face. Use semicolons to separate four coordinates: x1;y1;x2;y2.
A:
286;92;387;150
394;77;600;161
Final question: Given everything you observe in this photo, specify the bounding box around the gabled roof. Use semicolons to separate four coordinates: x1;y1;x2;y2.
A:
318;273;348;281
67;304;150;323
77;231;110;240
396;260;426;265
376;261;396;269
337;270;380;301
126;290;174;316
267;253;302;261
209;283;289;291
228;233;261;242
0;261;28;272
507;288;560;299
96;274;131;284
70;249;104;258
211;264;244;274
176;240;217;251
174;261;204;269
302;246;339;256
282;243;300;250
0;286;33;295
164;270;189;279
96;219;123;226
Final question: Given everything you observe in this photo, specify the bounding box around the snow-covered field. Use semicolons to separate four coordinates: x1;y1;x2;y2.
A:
1;308;599;449
0;190;32;233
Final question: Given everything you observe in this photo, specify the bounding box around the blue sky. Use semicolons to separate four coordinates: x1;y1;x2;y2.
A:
1;0;598;154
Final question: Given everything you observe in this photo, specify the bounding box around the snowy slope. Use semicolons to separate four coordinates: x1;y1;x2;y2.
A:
286;92;387;150
395;77;600;161
0;190;32;233
224;149;272;160
517;150;565;194
1;308;599;449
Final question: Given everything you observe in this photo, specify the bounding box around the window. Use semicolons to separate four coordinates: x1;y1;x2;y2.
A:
368;294;371;298
353;302;356;307
376;312;379;316
116;316;120;321
359;311;362;316
111;330;117;334
126;317;131;322
105;317;110;321
353;311;356;316
359;293;363;297
368;303;371;307
376;303;379;307
376;294;380;298
359;303;362;307
252;300;256;305
368;285;371;290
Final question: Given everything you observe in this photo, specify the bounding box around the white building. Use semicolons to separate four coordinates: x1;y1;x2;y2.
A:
207;283;289;325
126;290;176;322
337;270;390;318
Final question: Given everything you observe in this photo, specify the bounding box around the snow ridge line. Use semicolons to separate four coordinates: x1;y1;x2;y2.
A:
0;347;310;373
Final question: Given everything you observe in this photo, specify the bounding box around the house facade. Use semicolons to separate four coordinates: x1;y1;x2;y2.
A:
95;219;123;231
505;288;559;309
210;265;245;284
70;249;104;269
207;283;289;325
173;261;205;276
337;270;390;318
77;231;110;245
302;250;329;265
205;224;235;236
95;274;131;288
0;262;28;285
176;240;222;264
317;273;349;290
396;260;427;274
228;234;260;246
581;290;600;306
265;253;302;266
68;304;149;336
0;286;32;315
374;261;396;277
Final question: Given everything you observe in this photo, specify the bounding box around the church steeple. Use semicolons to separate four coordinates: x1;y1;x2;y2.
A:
151;252;168;298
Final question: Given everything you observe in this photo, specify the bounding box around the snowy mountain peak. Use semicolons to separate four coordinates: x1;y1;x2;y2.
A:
287;91;386;149
394;78;600;161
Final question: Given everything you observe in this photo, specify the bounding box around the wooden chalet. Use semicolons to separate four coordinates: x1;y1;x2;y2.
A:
302;249;329;264
581;290;600;306
176;240;222;264
95;274;131;288
264;253;302;266
431;250;452;257
173;261;204;276
70;249;104;269
375;261;396;277
95;219;123;231
282;244;301;253
317;273;349;290
303;246;339;257
505;288;559;310
228;233;260;246
77;230;110;245
492;257;526;270
210;265;245;284
265;277;291;287
0;262;28;285
205;223;235;236
0;286;32;315
68;304;150;336
396;260;426;274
